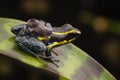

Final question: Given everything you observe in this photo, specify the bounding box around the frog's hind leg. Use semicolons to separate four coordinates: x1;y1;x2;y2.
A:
15;36;43;58
15;36;59;67
15;40;53;62
16;41;39;58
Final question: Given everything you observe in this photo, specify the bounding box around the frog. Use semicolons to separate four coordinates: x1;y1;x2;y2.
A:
11;18;81;67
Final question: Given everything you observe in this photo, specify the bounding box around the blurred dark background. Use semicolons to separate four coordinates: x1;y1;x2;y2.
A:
0;0;120;79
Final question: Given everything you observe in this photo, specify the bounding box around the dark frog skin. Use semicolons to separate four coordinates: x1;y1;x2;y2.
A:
11;18;81;67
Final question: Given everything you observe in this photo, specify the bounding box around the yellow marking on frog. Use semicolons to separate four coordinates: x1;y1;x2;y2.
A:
47;38;76;50
37;30;80;41
37;36;51;41
68;38;76;42
52;30;80;35
47;40;68;50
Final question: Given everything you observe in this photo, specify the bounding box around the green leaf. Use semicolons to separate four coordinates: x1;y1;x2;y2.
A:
0;18;116;80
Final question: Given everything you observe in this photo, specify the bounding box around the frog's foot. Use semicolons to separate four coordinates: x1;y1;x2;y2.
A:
38;55;59;62
38;55;59;67
51;50;59;56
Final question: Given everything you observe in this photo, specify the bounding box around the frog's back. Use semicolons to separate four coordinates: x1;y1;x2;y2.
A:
53;24;80;33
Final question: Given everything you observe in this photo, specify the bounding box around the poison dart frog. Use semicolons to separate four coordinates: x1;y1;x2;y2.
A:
11;18;81;67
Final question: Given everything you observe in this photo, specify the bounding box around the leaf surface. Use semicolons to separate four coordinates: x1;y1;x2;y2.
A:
0;18;116;80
